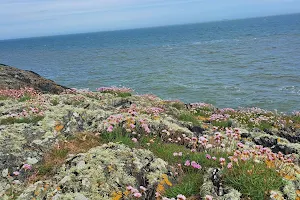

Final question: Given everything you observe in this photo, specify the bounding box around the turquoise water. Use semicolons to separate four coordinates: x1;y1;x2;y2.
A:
1;13;300;112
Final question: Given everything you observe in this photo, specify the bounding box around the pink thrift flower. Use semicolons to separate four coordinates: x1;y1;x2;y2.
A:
132;138;138;143
107;125;113;132
13;171;20;176
130;124;135;128
219;158;226;165
227;162;233;169
126;186;133;191
173;152;178;156
133;192;142;198
155;192;161;198
241;157;248;162
206;154;211;159
22;164;32;170
205;195;213;200
177;194;186;200
178;152;183;156
139;186;147;192
212;156;217;160
184;160;190;166
237;142;244;148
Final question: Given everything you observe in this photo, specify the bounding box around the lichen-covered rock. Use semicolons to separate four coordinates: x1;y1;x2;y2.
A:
18;143;168;199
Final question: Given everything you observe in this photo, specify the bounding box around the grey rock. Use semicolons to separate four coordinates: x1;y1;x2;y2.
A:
74;193;89;200
0;64;68;94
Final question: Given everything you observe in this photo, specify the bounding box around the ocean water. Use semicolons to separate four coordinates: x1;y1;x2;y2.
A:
1;13;300;112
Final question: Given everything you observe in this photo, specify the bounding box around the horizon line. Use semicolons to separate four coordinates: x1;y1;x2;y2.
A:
1;12;299;42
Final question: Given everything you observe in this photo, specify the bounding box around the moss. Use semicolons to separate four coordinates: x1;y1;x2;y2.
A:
0;116;44;125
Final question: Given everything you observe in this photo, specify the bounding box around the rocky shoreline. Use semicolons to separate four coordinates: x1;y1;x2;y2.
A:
0;65;299;200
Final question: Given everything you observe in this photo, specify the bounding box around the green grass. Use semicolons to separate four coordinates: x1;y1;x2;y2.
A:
0;116;44;125
171;102;185;110
51;149;69;159
223;160;284;200
146;141;189;164
37;164;53;176
101;126;136;148
178;112;201;126
101;91;132;98
0;96;8;101
18;95;31;102
211;120;232;128
164;172;203;198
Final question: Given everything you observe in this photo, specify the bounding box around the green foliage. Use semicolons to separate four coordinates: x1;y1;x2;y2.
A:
18;95;31;102
146;141;189;164
50;98;59;106
37;164;53;176
164;172;203;198
178;112;201;126
0;96;8;101
51;149;69;159
0;116;44;125
211;120;232;128
101;126;136;148
171;102;185;110
223;160;284;200
116;92;132;98
101;91;132;98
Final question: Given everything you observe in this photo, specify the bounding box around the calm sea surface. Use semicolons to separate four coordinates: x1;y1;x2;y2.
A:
1;14;300;112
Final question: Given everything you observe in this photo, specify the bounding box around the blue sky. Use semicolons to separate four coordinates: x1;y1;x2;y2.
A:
1;0;300;40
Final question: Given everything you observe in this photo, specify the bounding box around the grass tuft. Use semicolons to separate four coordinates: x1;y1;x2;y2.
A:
178;112;201;126
223;160;284;200
164;172;203;198
0;116;44;125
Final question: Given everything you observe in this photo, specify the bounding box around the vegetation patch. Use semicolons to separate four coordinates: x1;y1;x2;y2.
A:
223;160;284;200
0;116;44;125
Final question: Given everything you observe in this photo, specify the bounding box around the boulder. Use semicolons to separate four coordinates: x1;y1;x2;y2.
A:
0;64;68;94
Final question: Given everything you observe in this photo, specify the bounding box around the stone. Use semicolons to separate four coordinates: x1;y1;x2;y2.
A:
0;64;68;94
74;193;89;200
1;169;8;178
26;157;39;165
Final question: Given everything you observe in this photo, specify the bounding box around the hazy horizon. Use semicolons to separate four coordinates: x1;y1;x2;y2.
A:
1;0;300;40
1;12;300;41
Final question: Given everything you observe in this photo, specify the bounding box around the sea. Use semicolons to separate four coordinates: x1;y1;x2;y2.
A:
1;13;300;113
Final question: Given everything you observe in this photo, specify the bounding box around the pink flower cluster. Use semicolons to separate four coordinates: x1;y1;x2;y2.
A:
184;160;202;169
0;87;38;99
8;107;44;119
139;119;150;133
145;107;164;115
209;114;230;121
126;185;147;198
219;108;235;113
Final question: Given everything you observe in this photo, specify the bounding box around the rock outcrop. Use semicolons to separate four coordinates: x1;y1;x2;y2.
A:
0;64;68;94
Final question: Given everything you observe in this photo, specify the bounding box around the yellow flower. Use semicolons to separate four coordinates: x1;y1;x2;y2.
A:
112;191;122;200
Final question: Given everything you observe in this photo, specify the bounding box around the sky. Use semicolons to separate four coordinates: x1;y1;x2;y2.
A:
1;0;300;40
